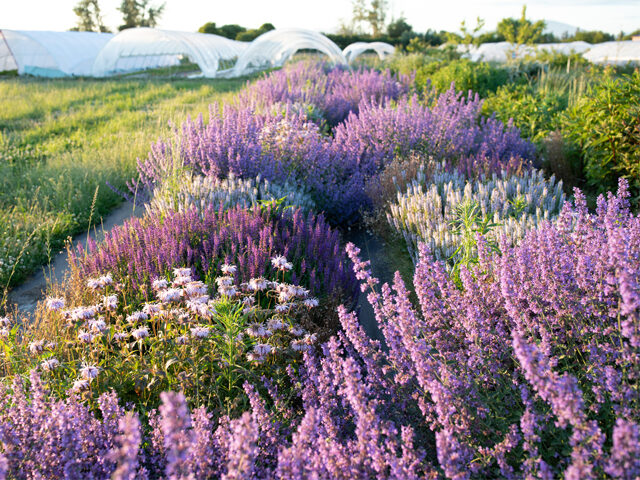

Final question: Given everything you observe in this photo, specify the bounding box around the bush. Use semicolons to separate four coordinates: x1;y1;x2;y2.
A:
563;71;640;200
145;173;316;219
428;59;509;97
483;82;568;143
238;62;411;127
71;205;357;313
333;89;535;179
386;164;565;265
12;266;320;412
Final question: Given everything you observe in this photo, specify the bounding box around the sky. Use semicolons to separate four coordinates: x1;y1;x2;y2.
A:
1;0;638;35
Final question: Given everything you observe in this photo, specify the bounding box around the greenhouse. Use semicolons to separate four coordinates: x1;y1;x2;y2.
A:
222;28;347;77
462;40;592;62
0;29;112;77
343;41;395;63
583;40;640;65
92;28;248;77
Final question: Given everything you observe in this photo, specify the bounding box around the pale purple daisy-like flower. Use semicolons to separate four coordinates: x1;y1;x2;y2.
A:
218;285;237;297
41;358;60;371
0;316;10;327
152;278;169;290
267;318;286;331
98;273;113;286
142;302;163;315
113;332;128;342
275;303;292;312
71;379;91;392
175;335;188;345
221;264;237;275
247;323;272;338
248;277;268;291
215;276;233;287
271;255;293;271
291;339;312;352
190;326;210;339
45;297;65;311
126;311;148;324
248;343;273;363
77;330;94;343
70;306;98;321
289;326;306;337
173;267;192;278
158;288;182;303
102;294;118;310
172;275;192;286
303;298;319;308
29;340;45;355
87;278;103;290
89;318;107;333
253;344;272;356
184;281;207;298
0;327;10;338
132;327;149;340
79;364;100;380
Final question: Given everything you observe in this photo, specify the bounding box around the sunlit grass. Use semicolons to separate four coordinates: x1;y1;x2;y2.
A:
0;75;248;291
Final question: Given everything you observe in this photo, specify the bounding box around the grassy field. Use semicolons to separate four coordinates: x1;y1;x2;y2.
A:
0;74;247;293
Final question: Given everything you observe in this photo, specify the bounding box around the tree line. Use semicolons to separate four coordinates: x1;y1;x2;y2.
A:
71;0;638;48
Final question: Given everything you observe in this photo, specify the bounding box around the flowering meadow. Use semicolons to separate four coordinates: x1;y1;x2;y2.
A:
0;60;638;479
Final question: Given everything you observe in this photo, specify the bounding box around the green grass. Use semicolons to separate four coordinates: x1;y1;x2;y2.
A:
0;75;248;294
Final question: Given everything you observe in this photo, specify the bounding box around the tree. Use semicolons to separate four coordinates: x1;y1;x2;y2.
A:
198;22;218;35
387;17;412;40
351;0;388;37
118;0;165;31
235;23;275;42
72;0;109;32
217;24;246;40
496;6;545;46
446;16;486;54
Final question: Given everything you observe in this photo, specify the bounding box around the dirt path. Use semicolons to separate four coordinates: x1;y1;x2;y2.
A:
7;201;143;317
343;228;399;344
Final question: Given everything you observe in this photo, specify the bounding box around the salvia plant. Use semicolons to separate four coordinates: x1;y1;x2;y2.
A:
387;163;565;265
70;205;357;314
237;61;412;126
145;172;316;219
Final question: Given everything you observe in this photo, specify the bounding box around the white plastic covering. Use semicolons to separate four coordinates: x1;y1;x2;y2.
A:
343;42;395;63
223;28;347;77
582;41;640;65
459;41;592;62
92;28;249;77
0;30;113;77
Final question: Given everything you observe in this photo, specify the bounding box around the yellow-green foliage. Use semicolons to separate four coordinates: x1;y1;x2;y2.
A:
0;76;246;291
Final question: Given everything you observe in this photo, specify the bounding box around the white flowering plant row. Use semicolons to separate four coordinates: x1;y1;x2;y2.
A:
386;164;565;265
4;259;318;413
146;172;316;220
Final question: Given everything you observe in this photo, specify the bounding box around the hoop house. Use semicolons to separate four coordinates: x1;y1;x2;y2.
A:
583;41;640;65
461;41;592;62
92;28;249;77
0;30;112;77
224;28;347;77
343;42;395;63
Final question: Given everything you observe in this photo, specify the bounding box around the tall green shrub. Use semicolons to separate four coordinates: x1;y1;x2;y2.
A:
563;71;640;199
